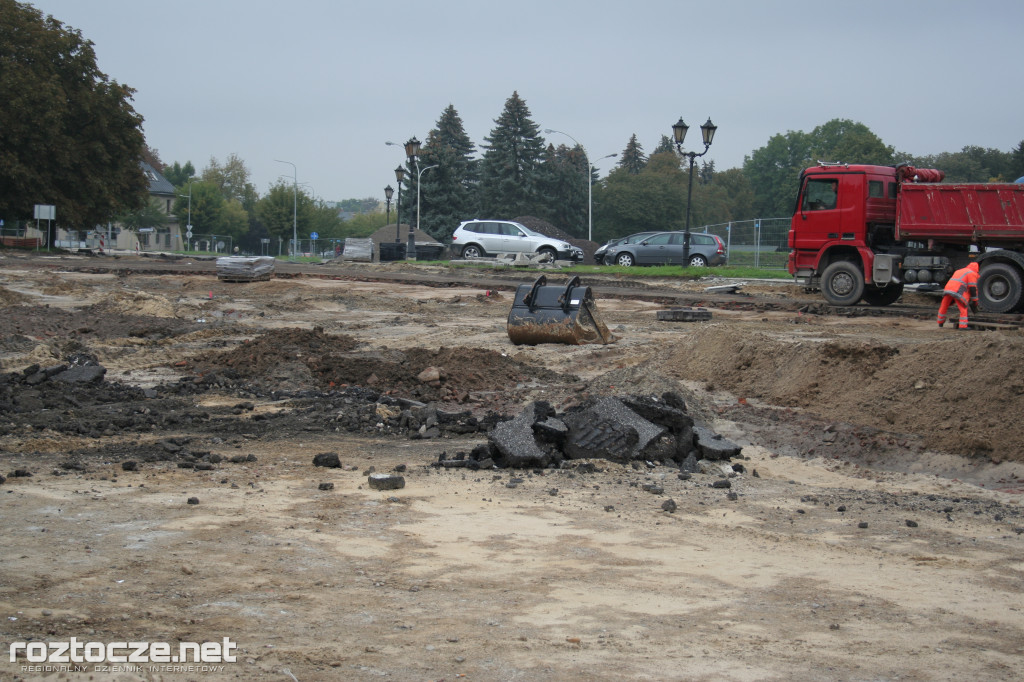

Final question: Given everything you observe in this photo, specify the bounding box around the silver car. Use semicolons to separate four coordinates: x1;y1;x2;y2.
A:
452;220;582;261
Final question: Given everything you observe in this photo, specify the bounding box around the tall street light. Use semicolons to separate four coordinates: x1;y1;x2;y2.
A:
274;159;298;261
394;165;406;243
403;136;437;260
671;117;717;265
386;142;407;245
384;185;394;234
176;181;192;252
543;129;611;242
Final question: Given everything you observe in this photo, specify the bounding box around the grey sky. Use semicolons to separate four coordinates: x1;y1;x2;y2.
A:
28;0;1024;203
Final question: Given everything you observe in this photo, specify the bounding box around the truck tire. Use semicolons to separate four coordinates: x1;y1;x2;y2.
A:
861;283;904;306
821;261;865;306
978;262;1023;313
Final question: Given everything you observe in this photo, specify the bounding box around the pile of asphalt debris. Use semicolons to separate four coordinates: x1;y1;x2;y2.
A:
434;393;742;471
1;355;741;473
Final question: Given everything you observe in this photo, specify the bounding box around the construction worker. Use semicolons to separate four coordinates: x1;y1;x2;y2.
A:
937;261;980;329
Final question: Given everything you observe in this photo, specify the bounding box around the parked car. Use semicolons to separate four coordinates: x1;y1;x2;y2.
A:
593;231;659;264
452;220;583;261
604;231;726;267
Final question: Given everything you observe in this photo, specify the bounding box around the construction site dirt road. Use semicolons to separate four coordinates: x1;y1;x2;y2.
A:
1;251;1022;682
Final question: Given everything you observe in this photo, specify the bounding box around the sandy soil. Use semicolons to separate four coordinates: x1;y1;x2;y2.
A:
1;253;1022;682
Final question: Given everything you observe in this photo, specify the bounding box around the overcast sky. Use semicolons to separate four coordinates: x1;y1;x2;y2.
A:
28;0;1024;203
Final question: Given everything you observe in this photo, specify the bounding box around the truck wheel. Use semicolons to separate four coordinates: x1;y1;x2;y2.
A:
861;283;904;306
978;262;1022;313
821;261;865;306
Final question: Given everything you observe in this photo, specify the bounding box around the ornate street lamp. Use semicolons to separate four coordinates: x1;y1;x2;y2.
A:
384;185;394;240
403;136;437;260
672;117;717;265
393;165;406;243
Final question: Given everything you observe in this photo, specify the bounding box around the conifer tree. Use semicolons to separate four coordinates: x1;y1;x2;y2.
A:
478;92;546;218
618;134;648;175
414;105;478;240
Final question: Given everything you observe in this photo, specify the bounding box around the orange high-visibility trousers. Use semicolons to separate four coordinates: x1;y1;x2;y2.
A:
937;294;969;328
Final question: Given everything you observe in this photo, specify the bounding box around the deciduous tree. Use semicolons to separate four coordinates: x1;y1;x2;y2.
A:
0;0;148;228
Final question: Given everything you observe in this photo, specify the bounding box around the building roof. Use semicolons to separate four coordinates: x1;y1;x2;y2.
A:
141;161;176;197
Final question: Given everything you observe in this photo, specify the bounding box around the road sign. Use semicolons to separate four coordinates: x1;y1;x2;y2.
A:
33;204;55;220
310;232;319;240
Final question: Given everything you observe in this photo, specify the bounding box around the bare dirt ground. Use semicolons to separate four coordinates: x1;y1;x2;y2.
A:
1;251;1022;682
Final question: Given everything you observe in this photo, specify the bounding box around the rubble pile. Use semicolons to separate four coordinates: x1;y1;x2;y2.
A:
435;392;742;470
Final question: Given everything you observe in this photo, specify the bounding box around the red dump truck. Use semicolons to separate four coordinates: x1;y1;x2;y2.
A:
787;162;1024;311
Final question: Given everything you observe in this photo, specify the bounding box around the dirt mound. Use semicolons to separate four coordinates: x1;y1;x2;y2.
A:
0;285;32;306
187;327;572;403
664;325;1024;461
513;215;598;262
0;304;203;349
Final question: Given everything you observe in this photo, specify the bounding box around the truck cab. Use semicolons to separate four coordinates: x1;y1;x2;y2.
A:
788;164;904;305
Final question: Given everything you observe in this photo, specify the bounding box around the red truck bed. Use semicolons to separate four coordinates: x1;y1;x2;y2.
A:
896;182;1024;244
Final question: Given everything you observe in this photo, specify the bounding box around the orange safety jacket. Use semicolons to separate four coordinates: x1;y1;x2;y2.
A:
943;263;979;305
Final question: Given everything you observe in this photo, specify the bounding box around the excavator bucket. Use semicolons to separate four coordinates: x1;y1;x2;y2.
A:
507;275;616;345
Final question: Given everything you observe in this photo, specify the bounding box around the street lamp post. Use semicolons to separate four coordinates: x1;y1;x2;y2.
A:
543;129;614;242
671;117;717;265
403;137;437;260
274;159;298;260
384;185;394;235
394;165;406;243
176;182;193;252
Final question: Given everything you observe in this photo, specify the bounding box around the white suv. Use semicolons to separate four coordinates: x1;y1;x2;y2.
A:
452;220;583;261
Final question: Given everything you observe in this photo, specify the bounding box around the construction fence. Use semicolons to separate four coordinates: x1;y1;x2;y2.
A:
695;218;790;269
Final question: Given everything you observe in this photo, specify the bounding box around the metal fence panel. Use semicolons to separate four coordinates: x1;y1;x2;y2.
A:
697;218;790;269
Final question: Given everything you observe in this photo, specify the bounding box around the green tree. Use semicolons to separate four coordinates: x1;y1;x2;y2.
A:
336;198;380;214
537;143;588;236
116;201;168;231
1012;141;1024;180
743;130;811;217
164;161;196;187
172;181;223;235
744;119;894;218
255;181;315;242
901;146;1014;182
592;151;685;241
340;212;389;239
414;104;479;241
618;134;647;175
202;153;256;206
651;135;675;155
478;91;546;218
0;0;148;228
308;200;344;238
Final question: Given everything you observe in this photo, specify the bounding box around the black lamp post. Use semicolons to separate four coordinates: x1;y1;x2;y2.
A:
393;166;405;243
384;184;394;236
404;137;421;260
672;117;717;265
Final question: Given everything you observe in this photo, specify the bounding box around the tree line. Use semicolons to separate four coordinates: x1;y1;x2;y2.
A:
3;0;1022;252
